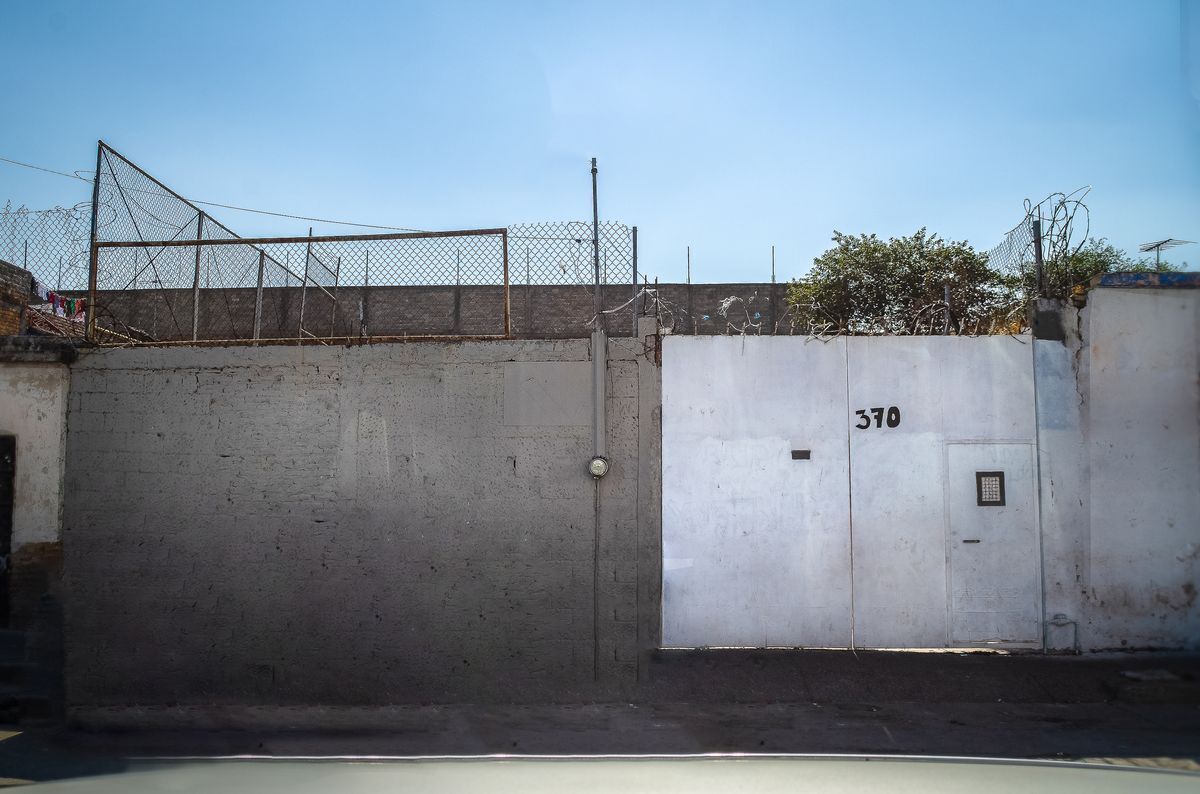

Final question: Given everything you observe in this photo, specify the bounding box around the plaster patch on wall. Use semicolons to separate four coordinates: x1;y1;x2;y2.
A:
503;362;591;426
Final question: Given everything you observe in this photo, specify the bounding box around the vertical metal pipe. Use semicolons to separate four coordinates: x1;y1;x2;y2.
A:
687;246;695;334
588;157;607;464
298;227;312;343
56;256;63;293
363;249;370;338
253;249;265;344
453;248;462;334
86;141;103;342
943;283;951;334
590;158;602;327
524;247;531;338
770;245;777;335
191;212;205;341
331;255;340;336
502;230;511;338
592;334;608;458
631;226;638;337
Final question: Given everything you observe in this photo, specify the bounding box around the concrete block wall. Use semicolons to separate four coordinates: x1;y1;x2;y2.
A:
85;283;792;342
63;338;656;708
0;258;34;337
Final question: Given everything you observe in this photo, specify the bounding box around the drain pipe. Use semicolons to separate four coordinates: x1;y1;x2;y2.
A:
1045;613;1080;655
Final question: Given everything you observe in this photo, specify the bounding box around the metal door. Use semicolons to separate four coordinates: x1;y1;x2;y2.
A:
946;443;1041;647
661;336;853;648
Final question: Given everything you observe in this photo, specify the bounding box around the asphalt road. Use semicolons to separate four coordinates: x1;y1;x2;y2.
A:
2;650;1197;785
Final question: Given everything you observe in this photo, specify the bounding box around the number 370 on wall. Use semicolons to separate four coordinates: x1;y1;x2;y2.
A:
855;406;901;429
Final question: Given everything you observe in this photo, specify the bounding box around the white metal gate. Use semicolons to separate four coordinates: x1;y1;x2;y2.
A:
661;335;1039;649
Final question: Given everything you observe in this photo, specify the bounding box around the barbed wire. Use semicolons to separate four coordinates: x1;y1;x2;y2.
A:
986;186;1092;301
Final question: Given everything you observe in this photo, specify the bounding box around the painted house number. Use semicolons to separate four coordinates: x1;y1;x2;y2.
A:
855;406;901;429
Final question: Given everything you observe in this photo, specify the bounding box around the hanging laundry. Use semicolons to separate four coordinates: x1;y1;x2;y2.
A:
32;279;51;302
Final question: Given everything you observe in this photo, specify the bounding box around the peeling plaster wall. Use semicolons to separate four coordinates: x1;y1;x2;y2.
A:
1033;331;1090;651
0;363;69;549
1080;288;1200;649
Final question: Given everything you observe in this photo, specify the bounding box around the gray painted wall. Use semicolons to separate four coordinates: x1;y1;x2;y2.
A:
63;338;654;707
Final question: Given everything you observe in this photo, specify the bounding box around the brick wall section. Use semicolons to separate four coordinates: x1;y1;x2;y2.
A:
63;340;651;707
85;282;793;341
0;258;34;336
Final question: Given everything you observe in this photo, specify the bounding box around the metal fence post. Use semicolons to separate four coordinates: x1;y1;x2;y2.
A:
85;142;102;342
362;248;370;338
524;247;532;337
502;229;511;338
191;212;205;341
770;245;777;335
631;226;638;337
252;249;265;344
687;246;695;334
330;255;341;337
453;248;462;334
1033;217;1045;297
298;227;312;343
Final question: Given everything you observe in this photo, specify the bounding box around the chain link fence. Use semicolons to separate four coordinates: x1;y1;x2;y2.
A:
0;202;92;291
94;230;513;343
2;143;641;345
986;188;1093;294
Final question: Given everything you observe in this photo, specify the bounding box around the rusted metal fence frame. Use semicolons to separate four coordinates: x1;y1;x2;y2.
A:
89;228;511;346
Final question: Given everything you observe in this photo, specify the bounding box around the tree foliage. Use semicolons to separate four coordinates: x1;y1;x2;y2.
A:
785;231;1172;335
1017;237;1167;300
785;229;1007;335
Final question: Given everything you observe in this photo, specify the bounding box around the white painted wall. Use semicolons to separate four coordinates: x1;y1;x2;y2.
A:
661;336;852;647
662;335;1037;649
663;287;1199;652
1081;288;1199;649
1032;336;1090;651
0;363;70;548
844;337;1036;648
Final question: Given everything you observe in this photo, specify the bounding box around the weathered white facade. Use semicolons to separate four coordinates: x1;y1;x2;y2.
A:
662;335;1040;649
1038;285;1199;651
663;283;1199;652
0;362;70;549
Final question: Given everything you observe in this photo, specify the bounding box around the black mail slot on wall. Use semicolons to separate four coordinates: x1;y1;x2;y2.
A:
791;449;811;460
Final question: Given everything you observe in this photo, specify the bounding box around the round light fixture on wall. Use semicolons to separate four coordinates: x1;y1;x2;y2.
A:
588;456;610;478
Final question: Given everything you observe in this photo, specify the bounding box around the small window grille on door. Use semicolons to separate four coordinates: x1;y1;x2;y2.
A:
976;471;1005;506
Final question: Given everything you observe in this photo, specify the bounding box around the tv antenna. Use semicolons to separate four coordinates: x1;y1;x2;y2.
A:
1138;238;1194;271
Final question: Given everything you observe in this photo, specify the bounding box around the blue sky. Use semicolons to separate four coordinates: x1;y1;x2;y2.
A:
1;0;1197;281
